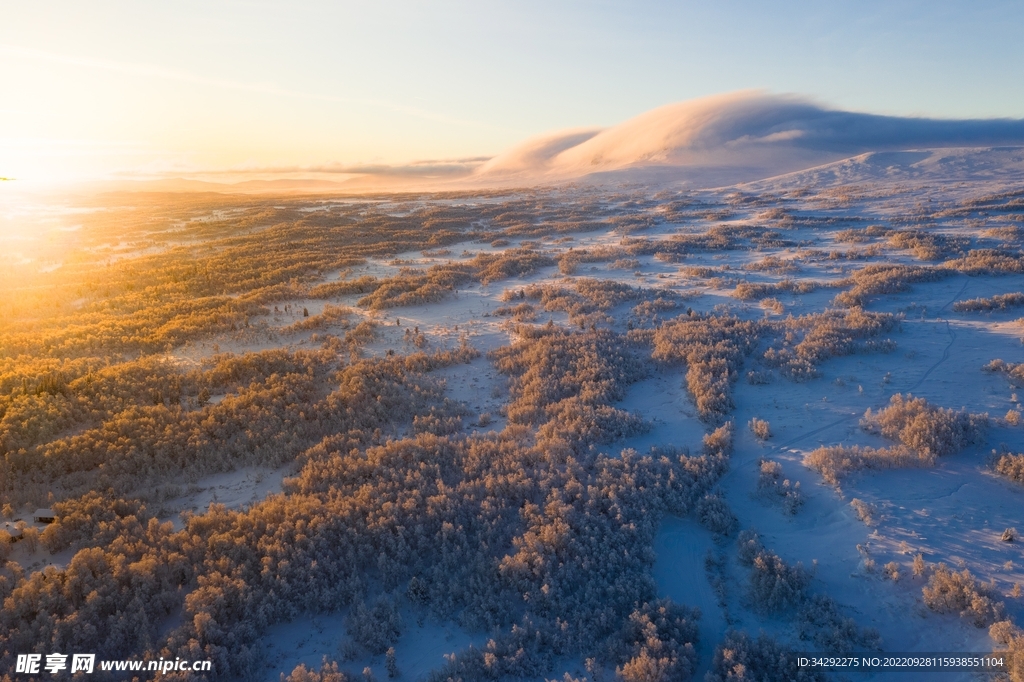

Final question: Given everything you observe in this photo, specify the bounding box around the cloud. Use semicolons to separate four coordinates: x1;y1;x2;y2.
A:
726;129;806;146
96;156;495;193
285;158;491;177
64;90;1024;192
160;157;492;180
475;128;602;175
475;91;1024;186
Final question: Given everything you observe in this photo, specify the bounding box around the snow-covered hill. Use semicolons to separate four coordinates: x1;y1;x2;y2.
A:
743;146;1024;191
473;92;1024;188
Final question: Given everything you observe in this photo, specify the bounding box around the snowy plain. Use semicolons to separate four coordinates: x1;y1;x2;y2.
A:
11;141;1019;681
168;146;1024;682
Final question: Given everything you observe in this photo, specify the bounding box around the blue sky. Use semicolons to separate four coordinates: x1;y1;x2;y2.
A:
2;0;1022;182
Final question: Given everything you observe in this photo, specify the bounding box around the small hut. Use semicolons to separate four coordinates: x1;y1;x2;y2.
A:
33;508;56;524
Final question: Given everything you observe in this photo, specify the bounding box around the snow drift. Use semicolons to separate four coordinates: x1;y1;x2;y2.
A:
474;91;1024;187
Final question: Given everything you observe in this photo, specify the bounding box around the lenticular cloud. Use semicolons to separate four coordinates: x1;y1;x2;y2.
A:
474;91;1024;186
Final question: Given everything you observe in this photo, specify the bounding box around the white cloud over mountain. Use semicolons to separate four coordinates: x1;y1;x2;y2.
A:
104;91;1024;193
473;91;1024;187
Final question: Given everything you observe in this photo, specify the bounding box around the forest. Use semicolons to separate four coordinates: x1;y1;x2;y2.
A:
1;185;1023;681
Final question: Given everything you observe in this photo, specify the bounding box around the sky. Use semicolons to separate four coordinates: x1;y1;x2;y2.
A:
2;0;1024;185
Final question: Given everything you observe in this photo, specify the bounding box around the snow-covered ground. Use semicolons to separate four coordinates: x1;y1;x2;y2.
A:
258;195;1017;680
260;610;484;682
156;466;291;529
83;148;1015;682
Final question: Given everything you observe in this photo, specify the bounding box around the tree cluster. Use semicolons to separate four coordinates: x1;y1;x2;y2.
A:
833;264;948;307
755;459;804;515
922;564;1005;628
650;315;761;423
994;451;1024;485
862;393;987;459
953;292;1024;312
985;359;1024;387
705;631;826;682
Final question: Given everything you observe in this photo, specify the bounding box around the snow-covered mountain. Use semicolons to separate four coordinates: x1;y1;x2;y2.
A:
473;91;1024;187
